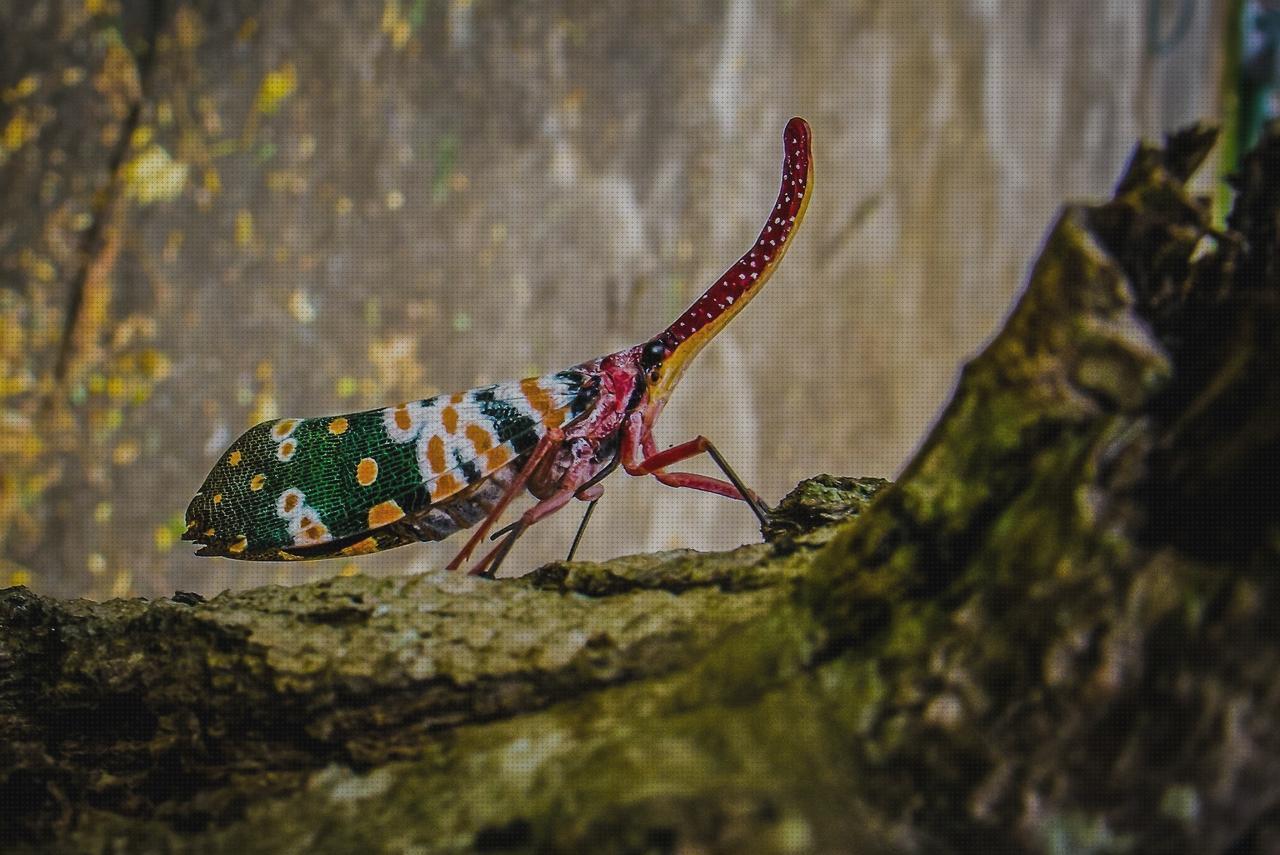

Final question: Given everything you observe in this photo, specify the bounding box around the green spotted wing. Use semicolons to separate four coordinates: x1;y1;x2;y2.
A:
184;370;596;560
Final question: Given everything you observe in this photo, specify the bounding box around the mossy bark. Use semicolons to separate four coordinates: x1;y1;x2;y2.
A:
3;124;1279;853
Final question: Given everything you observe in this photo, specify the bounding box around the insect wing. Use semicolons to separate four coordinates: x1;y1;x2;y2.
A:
185;370;597;560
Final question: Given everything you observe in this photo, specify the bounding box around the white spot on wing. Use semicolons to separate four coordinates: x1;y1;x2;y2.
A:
287;501;332;546
276;488;306;520
383;401;430;443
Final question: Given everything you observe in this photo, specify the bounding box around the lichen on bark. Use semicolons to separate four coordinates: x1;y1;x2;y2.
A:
4;123;1280;853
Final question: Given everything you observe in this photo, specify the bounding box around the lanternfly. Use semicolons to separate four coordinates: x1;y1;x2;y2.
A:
184;118;813;577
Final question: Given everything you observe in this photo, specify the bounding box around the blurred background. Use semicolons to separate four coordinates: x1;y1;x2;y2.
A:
0;0;1229;599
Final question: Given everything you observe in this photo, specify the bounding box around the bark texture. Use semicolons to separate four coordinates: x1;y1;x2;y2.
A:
3;123;1279;854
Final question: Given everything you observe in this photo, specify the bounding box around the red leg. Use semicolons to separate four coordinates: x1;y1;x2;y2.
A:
445;427;562;571
620;415;768;526
577;483;605;501
626;435;761;504
631;436;716;474
467;481;579;577
650;469;744;500
468;436;604;577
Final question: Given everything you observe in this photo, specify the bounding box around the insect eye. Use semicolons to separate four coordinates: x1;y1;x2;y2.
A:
640;340;667;381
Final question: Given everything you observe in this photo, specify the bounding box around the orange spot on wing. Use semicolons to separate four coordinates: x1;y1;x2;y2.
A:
212;493;222;504
368;500;405;527
283;493;300;513
204;528;216;537
303;523;328;541
426;434;446;473
442;406;458;434
356;457;379;486
229;535;248;554
520;378;565;428
277;440;297;461
341;536;380;556
430;472;462;502
450;392;465;404
394;406;412;432
278;550;304;561
228;450;242;467
485;444;511;470
465;423;494;454
250;473;266;491
271;419;298;440
328;417;349;435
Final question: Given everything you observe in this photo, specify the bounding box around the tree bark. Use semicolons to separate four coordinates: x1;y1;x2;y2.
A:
3;123;1279;853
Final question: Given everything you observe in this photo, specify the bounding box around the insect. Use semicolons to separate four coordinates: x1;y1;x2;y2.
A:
184;117;812;577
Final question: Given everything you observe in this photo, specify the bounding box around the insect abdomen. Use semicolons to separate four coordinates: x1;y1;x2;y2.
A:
391;460;523;542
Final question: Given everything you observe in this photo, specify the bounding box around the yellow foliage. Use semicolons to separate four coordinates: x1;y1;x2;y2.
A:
3;113;34;151
381;1;413;48
19;248;56;283
254;63;297;115
137;348;172;381
0;372;32;397
130;125;153;149
235;209;255;247
113;440;140;466
0;422;43;458
174;5;203;49
123;145;189;204
3;75;39;102
95;39;141;103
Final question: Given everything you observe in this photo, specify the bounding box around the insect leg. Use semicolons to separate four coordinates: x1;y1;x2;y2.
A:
474;520;527;579
488;519;521;542
468;482;580;577
557;444;621;558
623;427;769;527
566;499;599;562
445;427;563;572
649;469;768;526
487;444;621;542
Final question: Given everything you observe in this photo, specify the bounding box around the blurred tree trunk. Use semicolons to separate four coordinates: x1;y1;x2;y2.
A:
3;123;1279;853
